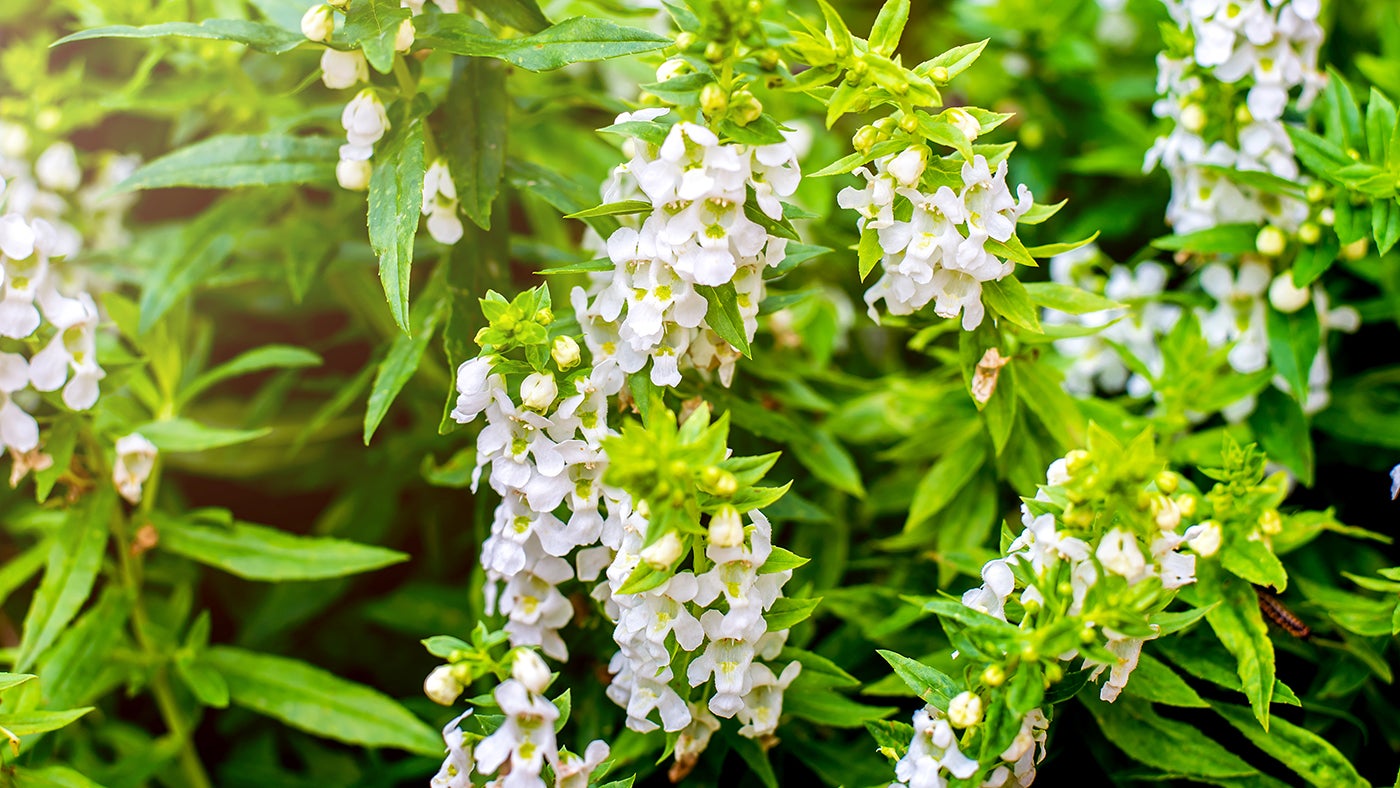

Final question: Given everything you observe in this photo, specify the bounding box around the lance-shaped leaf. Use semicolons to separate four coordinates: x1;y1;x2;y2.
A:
156;515;407;581
418;15;670;71
117;134;340;191
444;56;507;230
53;19;303;53
369;115;426;334
343;0;409;74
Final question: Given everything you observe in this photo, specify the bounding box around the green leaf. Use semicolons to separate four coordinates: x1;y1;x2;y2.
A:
1023;281;1122;314
982;277;1042;332
905;437;988;530
1198;165;1307;196
466;0;550;32
868;0;910;55
52;19;304;53
1211;702;1367;788
203;646;440;755
1152;224;1260;255
0;708;94;738
564;200;652;220
158;516;407;581
764;597;822;630
117;134;340;191
876;649;958;708
138;232;235;334
37;589;131;709
1222;538;1289;592
784;689;895;727
916;39;988;81
1203;570;1276;729
1084;696;1256;779
365;295;448;444
695;283;752;357
1247;387;1314;486
0;544;46;609
759;546;809;575
418;15;670;71
1019;199;1066;225
1292;230;1340;287
135;418;270;452
0;673;35;692
984;235;1036;267
1024;231;1100;258
1265;301;1320;405
858;226;882;281
369;115;426;334
444;56;507;231
344;0;409;73
13;489;113;673
182;344;322;405
1121;652;1208;708
538;257;613;276
175;653;231;708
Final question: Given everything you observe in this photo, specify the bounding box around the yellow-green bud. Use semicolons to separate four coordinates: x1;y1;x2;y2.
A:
702;465;738;496
1154;471;1179;494
981;665;1006;687
1259;509;1282;535
674;32;698;51
1343;238;1369;260
853;126;879;154
929;66;950;83
700;83;729;116
704;41;725;63
1305;182;1327;203
1255;225;1287;257
733;91;763;126
1298;221;1321;245
1043;662;1064;685
757;48;780;71
534;308;554;325
551;336;581;370
899;113;920;133
1064;449;1092;474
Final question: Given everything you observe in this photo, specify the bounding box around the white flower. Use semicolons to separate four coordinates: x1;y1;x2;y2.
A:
0;214;36;260
0;352;38;453
520;373;558;411
708;505;744;548
895;707;980;787
424;665;464;706
343;90;390;150
551;336;581;370
736;660;801;738
29;289;103;410
394;18;415;52
640;530;683;569
1186;520;1223;556
886;146;928;188
35;143;80;192
1096;528;1148;583
431;710;474;788
512;648;552;695
554;740;609;788
320;48;368;90
473;678;560;785
422;159;464;244
301;4;335;42
112;433;157;505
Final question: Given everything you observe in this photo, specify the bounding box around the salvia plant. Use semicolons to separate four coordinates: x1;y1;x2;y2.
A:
3;0;1400;786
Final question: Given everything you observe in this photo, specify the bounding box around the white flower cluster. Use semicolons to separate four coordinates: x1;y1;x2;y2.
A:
892;706;1049;788
1147;0;1323;233
581;507;800;740
963;500;1204;703
844;149;1032;330
0;183;107;479
451;357;617;661
573;110;800;388
431;651;609;788
1046;246;1182;399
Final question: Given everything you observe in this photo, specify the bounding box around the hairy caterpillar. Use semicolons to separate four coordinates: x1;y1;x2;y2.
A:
1255;587;1311;638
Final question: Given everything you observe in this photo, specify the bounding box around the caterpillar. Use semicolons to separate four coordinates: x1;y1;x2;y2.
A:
1255;586;1311;638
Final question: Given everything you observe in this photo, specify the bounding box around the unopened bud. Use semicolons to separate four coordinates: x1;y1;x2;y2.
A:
701;466;738;496
1180;103;1207;133
1259;509;1282;535
1255;225;1287;257
1268;272;1311;313
733;91;763;126
898;112;920;133
945;107;982;141
929;66;950;83
641;531;684;569
1064;449;1092;474
301;4;335;42
655;58;689;83
1154;471;1179;494
520;372;558;410
336;158;372;191
704;41;725;63
1175;494;1197;519
327;0;349;8
1043;662;1064;685
674;32;698;51
1298;221;1321;245
551;336;581;370
700;83;728;116
1305;182;1327;203
708;505;744;547
394;18;415;52
511;649;551;694
424;665;464;706
853;126;879;155
948;691;983;728
1319;207;1335;226
981;665;1005;687
1343;238;1369;260
534;307;554;325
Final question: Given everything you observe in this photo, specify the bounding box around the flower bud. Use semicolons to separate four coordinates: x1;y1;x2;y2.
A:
1268;272;1311;313
321;48;368;90
981;665;1005;687
424;665;464;706
301;4;335;42
674;32;698;51
394;18;415;52
700;83;728;116
1175;493;1197;519
343;89;390;148
929;66;950;83
1343;238;1369;261
1152;494;1181;530
336;158;372;191
852;126;879;155
733;91;763;126
701;466;738;496
947;691;983;728
1298;221;1321;245
641;531;684;569
1305;182;1327;203
887;146;928;188
944;107;981;141
1064;449;1092;474
1180;103;1207;133
1187;520;1222;557
1259;509;1282;535
708;505;744;548
704;41;725;63
551;336;581;370
520;372;558;410
655;58;689;83
327;0;349;8
898;112;919;133
1319;207;1335;226
1154;471;1178;494
512;649;552;694
1255;225;1287;257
